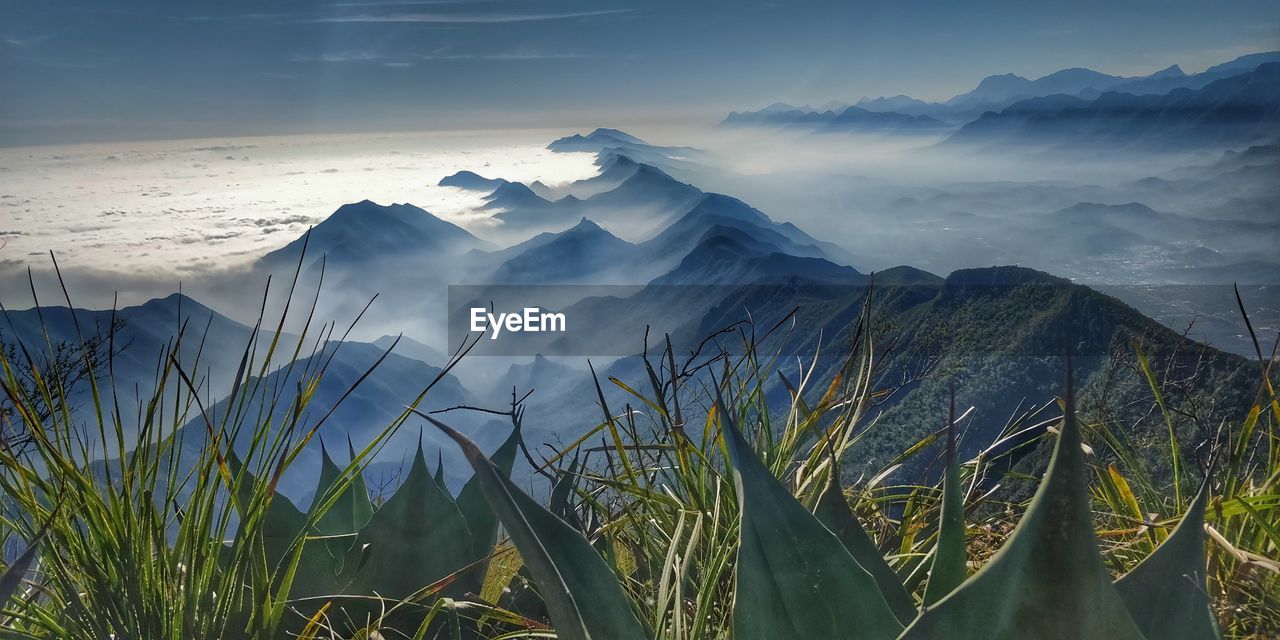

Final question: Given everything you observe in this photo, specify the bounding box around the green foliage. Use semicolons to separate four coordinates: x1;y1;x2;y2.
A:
0;273;1275;639
422;410;649;640
921;402;967;606
719;385;904;640
899;376;1148;639
812;472;917;624
1115;477;1219;640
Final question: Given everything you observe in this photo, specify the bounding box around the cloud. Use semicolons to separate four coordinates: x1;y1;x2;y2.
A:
3;34;51;49
290;51;384;63
310;9;633;24
293;47;593;63
329;0;502;5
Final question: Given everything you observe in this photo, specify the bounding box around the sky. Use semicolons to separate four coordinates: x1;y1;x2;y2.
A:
2;0;1278;146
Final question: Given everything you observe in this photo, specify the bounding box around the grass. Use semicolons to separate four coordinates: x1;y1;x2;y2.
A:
0;272;1275;638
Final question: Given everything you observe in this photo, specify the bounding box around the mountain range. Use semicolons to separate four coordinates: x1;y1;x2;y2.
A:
945;62;1280;150
5;126;1265;496
723;50;1280;150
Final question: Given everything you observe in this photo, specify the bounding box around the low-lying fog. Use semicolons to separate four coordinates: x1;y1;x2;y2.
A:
1;124;1275;358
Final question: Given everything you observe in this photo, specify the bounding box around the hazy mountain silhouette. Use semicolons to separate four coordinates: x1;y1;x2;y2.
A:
164;339;486;498
1082;51;1280;98
947;63;1280;149
257;200;490;274
638;192;851;267
722;105;948;132
547;127;648;151
488;353;580;400
439;170;509;191
731;51;1280;126
0;292;296;439
490;218;636;284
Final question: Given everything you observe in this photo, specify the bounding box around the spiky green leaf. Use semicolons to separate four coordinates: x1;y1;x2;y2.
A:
813;472;917;624
923;412;967;605
346;443;476;601
455;419;522;560
423;412;648;640
1115;477;1220;640
898;380;1147;640
721;397;904;640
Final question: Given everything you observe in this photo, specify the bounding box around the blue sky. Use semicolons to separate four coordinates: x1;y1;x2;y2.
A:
2;0;1278;145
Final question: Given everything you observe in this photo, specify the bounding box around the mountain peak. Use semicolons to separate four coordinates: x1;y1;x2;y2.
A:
438;170;508;191
587;128;646;145
258;199;483;269
1148;64;1185;79
568;217;606;233
142;291;215;315
548;128;648;152
976;72;1030;88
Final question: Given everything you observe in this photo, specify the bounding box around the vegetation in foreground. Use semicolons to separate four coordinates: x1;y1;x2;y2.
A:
0;278;1276;639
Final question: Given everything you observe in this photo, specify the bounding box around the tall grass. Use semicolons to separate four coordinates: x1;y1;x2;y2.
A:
0;255;474;638
0;272;1274;638
523;300;1279;638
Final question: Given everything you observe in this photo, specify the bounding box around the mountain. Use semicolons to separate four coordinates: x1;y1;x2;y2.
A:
945;67;1132;111
257;200;489;273
547;128;710;176
856;94;935;114
1087;51;1280;98
438;170;508;191
523;263;1254;491
651;227;864;286
559;154;644;199
0;292;290;439
729;51;1280;126
481;182;584;235
488;354;582;400
372;334;445;367
490;218;636;284
575;162;705;238
547;128;648;151
819;107;950;132
483;182;557;211
638;193;849;267
946;63;1280;150
723;103;949;133
163;339;490;498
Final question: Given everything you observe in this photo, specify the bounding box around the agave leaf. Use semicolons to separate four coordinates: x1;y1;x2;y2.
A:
310;439;374;566
346;443;476;601
226;451;308;553
1114;476;1219;640
720;396;903;640
813;470;917;624
549;457;584;530
455;419;522;560
922;399;967;606
898;376;1147;640
224;452;340;615
345;437;376;529
422;411;649;640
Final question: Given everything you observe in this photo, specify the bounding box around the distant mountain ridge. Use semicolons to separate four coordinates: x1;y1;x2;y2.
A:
945;62;1280;149
722;105;949;132
439;170;508;191
15;125;1264;501
724;50;1280;131
257;199;491;273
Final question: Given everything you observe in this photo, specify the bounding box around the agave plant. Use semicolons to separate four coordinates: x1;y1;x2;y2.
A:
226;421;522;636
424;362;1226;640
